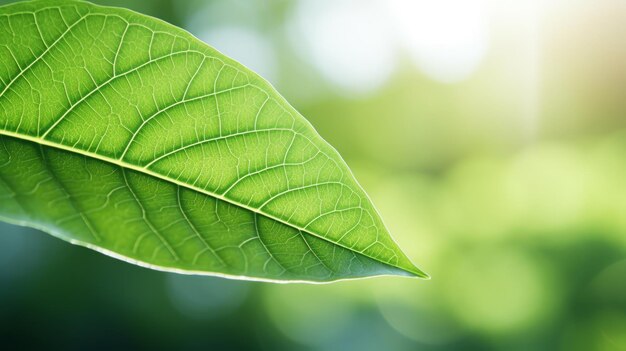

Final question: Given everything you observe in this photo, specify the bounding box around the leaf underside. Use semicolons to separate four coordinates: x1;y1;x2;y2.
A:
0;0;426;282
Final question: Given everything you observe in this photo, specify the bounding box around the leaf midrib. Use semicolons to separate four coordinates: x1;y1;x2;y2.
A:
0;128;422;276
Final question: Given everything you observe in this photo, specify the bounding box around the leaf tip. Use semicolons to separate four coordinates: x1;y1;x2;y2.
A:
389;260;430;280
405;266;431;280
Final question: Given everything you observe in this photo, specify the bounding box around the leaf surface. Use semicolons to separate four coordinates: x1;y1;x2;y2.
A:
0;0;426;282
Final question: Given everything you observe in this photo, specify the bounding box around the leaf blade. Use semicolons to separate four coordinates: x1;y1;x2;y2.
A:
0;0;427;282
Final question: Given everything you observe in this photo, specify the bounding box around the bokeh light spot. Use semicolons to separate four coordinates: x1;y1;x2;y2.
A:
385;0;489;83
287;0;396;95
443;248;557;335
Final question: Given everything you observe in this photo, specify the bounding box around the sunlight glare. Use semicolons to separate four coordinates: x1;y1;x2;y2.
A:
288;0;396;95
385;0;489;83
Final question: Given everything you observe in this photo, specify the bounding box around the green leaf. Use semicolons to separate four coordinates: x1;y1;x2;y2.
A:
0;0;427;282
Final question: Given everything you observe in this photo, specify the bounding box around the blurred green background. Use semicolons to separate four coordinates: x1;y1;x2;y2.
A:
1;0;625;350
